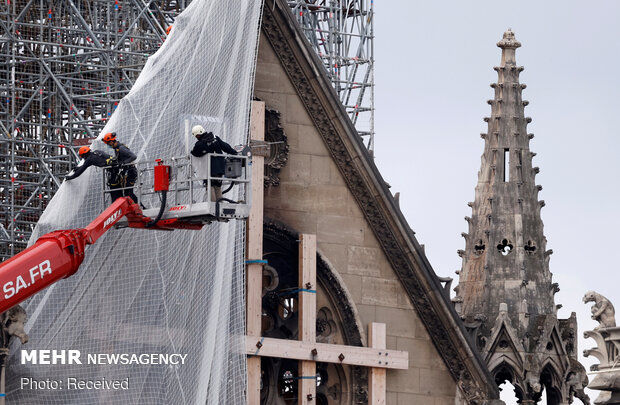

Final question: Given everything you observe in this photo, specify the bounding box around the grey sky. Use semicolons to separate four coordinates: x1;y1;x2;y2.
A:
373;1;620;403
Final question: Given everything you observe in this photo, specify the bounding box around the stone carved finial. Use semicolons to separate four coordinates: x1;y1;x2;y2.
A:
497;29;520;68
584;291;616;330
497;28;521;49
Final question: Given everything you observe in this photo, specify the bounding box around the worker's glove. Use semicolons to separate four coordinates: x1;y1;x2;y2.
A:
106;157;119;166
65;166;77;181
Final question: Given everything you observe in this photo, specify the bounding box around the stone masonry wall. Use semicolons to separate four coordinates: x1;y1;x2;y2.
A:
255;32;458;404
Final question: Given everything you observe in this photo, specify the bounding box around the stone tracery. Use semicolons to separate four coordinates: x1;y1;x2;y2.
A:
260;221;367;404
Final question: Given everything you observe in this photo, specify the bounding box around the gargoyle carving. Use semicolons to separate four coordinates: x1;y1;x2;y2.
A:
0;305;28;369
583;291;616;330
2;305;29;345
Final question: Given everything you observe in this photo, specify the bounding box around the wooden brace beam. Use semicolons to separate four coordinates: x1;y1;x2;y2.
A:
246;100;265;405
245;335;408;370
298;234;317;404
369;322;387;404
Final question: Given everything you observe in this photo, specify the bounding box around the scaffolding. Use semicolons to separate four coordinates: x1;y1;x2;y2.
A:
0;1;190;259
0;0;374;259
288;0;375;150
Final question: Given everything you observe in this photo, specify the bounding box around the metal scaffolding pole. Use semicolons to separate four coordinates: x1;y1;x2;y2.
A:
0;0;190;259
288;0;375;151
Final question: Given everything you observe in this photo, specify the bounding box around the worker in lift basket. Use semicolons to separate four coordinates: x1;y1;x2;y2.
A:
102;132;139;204
66;146;118;202
190;125;237;201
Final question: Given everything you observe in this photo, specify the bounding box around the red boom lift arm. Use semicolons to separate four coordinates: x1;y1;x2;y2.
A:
0;197;195;314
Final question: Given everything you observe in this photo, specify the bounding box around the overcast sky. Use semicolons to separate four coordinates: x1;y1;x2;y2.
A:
372;1;620;403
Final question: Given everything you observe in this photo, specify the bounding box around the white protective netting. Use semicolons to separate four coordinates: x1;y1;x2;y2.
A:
6;0;262;403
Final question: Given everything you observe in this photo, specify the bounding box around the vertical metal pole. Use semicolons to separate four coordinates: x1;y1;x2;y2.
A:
0;347;8;405
9;0;16;257
207;155;211;202
368;0;375;151
189;156;194;205
0;359;5;405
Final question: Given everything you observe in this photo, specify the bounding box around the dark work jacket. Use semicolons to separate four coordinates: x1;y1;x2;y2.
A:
190;135;237;175
112;143;137;165
65;150;111;180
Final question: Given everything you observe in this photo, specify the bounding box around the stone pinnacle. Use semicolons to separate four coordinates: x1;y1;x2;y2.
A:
497;28;521;49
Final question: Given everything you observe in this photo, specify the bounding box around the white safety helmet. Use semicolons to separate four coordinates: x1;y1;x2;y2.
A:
192;125;205;137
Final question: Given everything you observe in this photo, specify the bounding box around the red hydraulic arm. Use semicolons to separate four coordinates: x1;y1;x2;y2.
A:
0;197;179;314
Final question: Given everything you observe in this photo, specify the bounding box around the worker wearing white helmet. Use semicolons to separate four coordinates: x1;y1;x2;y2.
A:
192;125;206;137
190;125;237;201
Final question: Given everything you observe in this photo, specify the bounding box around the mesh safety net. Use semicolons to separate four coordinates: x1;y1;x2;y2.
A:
5;0;263;403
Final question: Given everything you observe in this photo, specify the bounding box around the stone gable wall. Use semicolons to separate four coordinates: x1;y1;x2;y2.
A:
255;32;457;404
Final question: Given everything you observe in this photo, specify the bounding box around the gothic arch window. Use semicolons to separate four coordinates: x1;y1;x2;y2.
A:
540;364;563;405
260;221;367;404
493;363;525;403
493;361;566;405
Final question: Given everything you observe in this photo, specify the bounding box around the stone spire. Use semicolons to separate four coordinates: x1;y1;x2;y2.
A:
453;30;589;405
